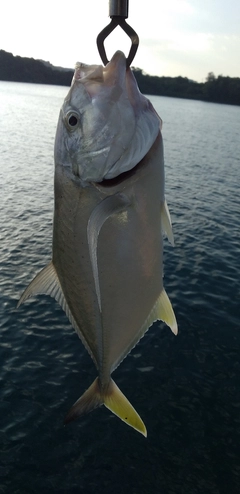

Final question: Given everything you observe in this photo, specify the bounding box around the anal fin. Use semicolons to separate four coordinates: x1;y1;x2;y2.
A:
154;289;178;335
142;288;178;336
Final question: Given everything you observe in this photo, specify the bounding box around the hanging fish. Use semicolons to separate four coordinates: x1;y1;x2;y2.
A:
18;51;177;437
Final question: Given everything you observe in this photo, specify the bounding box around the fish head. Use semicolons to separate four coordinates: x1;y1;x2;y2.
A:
54;51;160;184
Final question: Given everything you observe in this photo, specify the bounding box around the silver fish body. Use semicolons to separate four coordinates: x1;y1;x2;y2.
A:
18;51;177;436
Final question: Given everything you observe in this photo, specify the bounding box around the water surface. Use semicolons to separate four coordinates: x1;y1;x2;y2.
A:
1;81;240;494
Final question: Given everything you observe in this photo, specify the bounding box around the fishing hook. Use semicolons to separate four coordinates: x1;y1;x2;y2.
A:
97;0;139;67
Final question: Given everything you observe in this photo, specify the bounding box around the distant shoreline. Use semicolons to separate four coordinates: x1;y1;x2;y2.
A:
1;50;240;106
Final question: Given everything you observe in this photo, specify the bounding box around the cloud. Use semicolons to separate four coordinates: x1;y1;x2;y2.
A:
0;0;239;82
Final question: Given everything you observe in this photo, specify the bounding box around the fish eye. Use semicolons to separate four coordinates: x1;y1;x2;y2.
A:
65;111;80;131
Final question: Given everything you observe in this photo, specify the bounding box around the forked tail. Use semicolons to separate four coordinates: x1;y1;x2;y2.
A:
64;377;147;437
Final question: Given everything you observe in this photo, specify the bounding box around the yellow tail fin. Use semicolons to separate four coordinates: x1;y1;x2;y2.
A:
64;377;147;437
104;378;147;437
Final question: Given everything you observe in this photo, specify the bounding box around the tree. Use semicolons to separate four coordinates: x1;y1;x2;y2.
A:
206;72;216;82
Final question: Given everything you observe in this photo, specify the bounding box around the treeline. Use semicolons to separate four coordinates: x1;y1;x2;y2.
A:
133;68;240;106
1;49;240;106
0;50;73;86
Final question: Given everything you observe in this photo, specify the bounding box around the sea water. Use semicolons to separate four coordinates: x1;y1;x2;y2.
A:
0;81;240;494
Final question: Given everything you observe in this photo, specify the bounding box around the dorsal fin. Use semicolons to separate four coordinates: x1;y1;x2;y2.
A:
87;193;130;311
17;262;62;307
17;261;97;365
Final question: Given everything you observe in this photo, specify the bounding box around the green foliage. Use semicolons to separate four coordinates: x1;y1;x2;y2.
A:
203;74;240;105
206;72;216;82
1;50;240;106
0;50;73;86
132;67;240;106
132;68;204;100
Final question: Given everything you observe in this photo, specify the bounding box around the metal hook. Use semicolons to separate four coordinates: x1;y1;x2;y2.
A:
97;0;139;68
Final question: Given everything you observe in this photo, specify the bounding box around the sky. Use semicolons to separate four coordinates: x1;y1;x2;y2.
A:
1;0;240;82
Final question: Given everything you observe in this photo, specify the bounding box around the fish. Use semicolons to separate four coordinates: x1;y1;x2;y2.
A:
17;50;177;437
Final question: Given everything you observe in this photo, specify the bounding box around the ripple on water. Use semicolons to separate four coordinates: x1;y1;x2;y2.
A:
1;87;240;493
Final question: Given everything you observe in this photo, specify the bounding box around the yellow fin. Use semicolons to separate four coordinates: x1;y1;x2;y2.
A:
137;289;178;341
161;199;174;246
104;379;147;437
156;289;178;335
64;377;147;437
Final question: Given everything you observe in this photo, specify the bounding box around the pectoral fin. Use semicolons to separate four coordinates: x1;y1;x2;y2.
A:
161;199;174;246
64;377;146;437
87;193;130;311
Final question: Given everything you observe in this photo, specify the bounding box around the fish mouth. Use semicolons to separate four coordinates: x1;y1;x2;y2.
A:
102;51;127;84
67;50;160;184
74;51;127;87
105;50;126;67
